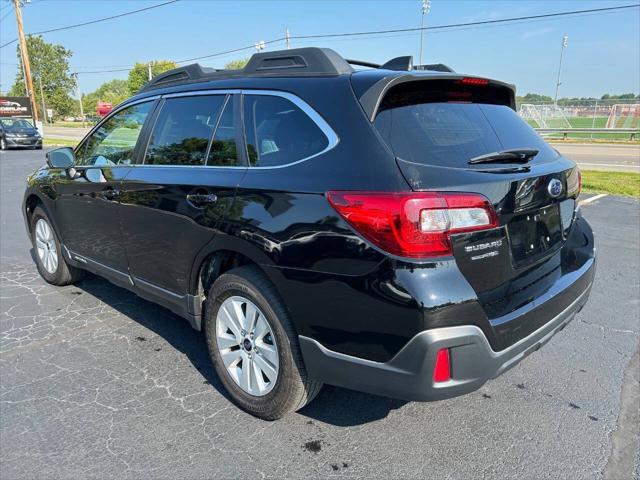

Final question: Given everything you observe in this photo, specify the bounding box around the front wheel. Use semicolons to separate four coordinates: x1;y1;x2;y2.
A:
204;266;322;420
30;206;84;285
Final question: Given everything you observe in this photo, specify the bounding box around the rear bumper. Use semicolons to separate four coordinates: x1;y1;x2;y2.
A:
300;256;595;402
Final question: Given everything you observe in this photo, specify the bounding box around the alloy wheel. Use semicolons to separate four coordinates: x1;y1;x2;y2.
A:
35;218;58;274
216;295;279;396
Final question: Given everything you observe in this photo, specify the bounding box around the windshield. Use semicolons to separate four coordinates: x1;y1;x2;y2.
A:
1;119;34;130
374;83;559;169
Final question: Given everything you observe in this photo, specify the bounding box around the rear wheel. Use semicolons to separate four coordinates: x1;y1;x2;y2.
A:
30;206;84;285
204;266;322;420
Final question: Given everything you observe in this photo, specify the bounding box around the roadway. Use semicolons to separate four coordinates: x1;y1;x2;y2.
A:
552;143;640;173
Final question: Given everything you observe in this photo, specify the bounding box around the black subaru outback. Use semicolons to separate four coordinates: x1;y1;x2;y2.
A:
23;48;595;419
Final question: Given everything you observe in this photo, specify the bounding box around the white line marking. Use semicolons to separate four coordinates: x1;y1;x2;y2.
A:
579;193;608;205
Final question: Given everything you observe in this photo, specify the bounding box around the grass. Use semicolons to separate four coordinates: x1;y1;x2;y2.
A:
43;138;78;147
527;115;639;141
581;170;640;197
548;138;639;145
50;121;94;128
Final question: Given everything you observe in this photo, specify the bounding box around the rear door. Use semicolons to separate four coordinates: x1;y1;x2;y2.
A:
372;79;581;326
119;92;246;298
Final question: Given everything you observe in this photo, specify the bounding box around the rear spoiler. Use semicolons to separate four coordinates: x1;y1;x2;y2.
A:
357;74;516;122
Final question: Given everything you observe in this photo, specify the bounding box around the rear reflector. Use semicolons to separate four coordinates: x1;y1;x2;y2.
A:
433;348;451;383
326;191;498;258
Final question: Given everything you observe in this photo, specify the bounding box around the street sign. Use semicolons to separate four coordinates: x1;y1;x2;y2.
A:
0;96;33;118
46;108;53;120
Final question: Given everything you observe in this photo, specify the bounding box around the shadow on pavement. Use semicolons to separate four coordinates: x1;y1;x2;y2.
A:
66;268;407;427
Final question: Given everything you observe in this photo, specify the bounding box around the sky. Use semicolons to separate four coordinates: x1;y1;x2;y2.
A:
0;0;639;99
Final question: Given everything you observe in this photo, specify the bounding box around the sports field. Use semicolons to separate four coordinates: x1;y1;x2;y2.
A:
526;115;639;141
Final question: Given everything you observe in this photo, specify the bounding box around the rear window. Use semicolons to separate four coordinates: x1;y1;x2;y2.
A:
374;82;559;168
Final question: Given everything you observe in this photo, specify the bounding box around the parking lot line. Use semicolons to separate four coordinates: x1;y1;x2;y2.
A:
579;193;608;205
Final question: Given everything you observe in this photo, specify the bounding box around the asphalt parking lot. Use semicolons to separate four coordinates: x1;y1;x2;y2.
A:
1;149;639;479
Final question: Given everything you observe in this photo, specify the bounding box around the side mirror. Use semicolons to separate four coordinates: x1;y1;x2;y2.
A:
46;147;76;169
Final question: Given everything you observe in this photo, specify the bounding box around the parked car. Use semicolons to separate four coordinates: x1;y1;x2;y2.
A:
0;117;42;150
22;48;595;419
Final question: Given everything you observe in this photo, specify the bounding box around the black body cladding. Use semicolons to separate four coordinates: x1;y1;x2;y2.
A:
23;48;595;401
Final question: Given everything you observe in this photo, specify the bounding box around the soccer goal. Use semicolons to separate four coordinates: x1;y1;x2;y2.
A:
519;104;572;129
605;104;640;128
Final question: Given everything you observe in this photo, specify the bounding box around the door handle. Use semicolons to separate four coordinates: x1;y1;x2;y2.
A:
186;193;218;208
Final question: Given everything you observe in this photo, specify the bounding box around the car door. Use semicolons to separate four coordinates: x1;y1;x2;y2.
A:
54;100;156;285
118;92;246;300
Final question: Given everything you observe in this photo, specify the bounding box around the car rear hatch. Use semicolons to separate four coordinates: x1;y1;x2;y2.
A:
367;76;584;349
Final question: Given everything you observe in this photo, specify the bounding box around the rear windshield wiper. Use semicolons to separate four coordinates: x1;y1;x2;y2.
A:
468;148;539;165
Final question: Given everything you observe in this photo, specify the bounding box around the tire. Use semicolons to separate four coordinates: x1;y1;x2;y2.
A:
30;206;85;286
204;266;322;420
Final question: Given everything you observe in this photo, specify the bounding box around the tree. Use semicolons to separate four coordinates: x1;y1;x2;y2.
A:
515;93;553;106
9;35;76;119
83;79;129;112
224;58;249;70
127;61;177;95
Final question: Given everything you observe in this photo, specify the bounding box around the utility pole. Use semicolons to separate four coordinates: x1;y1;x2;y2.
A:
73;73;85;125
419;0;431;67
148;61;153;81
554;35;568;106
13;0;38;123
37;75;47;124
285;28;291;49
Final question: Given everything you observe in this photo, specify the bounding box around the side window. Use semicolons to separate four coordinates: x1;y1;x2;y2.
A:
77;102;153;166
243;95;328;167
145;95;226;166
206;97;240;167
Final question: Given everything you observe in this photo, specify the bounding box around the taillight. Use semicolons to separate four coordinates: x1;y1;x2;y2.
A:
457;77;489;86
567;167;582;197
326;191;498;258
577;169;582;196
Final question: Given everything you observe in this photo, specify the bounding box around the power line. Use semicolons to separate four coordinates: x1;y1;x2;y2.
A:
0;3;13;23
175;38;285;64
72;3;640;75
291;3;640;40
5;3;639;76
0;0;180;49
292;7;638;47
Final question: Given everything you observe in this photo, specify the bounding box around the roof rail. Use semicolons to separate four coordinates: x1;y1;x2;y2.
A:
138;48;455;93
139;47;354;92
346;56;454;73
140;64;221;92
244;47;353;75
414;63;455;73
